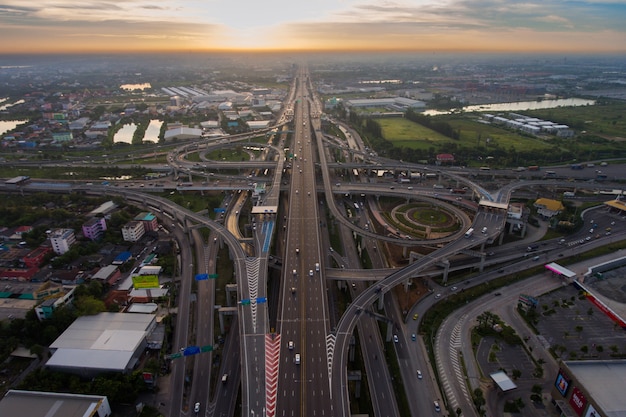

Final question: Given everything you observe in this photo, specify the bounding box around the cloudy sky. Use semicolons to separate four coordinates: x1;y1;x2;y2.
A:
1;0;625;53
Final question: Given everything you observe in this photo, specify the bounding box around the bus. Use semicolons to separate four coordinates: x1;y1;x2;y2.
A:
464;228;474;238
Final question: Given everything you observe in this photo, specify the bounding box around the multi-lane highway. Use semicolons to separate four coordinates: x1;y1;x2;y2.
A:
6;63;626;417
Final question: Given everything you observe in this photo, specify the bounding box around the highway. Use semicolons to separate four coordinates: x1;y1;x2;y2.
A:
6;63;626;417
276;67;332;417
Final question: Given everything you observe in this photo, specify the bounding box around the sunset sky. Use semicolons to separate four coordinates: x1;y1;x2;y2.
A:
1;0;625;54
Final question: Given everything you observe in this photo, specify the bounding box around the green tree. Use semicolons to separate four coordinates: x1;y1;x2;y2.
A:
75;296;106;316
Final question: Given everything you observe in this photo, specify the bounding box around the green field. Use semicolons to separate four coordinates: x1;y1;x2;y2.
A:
375;118;452;149
375;116;552;152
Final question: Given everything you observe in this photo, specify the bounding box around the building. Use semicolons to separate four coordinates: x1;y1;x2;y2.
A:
0;390;111;417
49;229;76;255
82;217;107;241
122;221;145;242
551;360;626;417
22;246;52;268
436;153;455;164
88;201;117;217
92;265;121;285
34;286;76;321
534;198;565;219
47;312;157;376
345;97;426;110
134;212;158;232
163;127;203;141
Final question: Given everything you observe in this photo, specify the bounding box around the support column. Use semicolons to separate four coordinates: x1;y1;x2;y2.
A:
441;259;450;285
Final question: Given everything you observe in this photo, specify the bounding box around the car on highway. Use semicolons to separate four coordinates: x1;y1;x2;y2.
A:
393;334;399;343
434;401;441;412
435;293;442;299
295;248;299;255
293;269;297;276
309;269;314;277
411;333;416;341
412;313;419;320
351;282;356;289
295;353;301;364
417;370;422;379
194;402;200;413
451;286;458;291
291;287;296;294
288;340;294;350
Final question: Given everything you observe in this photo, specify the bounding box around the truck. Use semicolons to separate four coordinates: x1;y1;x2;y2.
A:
528;165;540;171
464;228;474;238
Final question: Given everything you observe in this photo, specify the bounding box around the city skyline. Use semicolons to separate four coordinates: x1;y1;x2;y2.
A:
1;0;626;54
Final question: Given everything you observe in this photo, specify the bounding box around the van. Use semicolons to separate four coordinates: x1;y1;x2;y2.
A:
221;373;228;384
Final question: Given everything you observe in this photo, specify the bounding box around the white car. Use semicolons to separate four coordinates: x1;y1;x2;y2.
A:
288;340;294;350
309;269;314;277
194;402;200;413
417;370;423;379
295;353;301;364
393;334;399;343
434;401;441;412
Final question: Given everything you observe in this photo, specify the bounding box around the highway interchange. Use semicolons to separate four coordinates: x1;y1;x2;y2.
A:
7;65;626;417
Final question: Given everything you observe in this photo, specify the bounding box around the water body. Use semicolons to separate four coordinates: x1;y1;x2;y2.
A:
120;83;151;91
424;98;595;116
0;120;27;135
113;123;137;144
143;120;163;143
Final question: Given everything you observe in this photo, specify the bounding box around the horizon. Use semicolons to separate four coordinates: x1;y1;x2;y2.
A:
1;0;625;55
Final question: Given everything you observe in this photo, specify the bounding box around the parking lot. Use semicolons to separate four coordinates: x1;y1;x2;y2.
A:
535;285;626;360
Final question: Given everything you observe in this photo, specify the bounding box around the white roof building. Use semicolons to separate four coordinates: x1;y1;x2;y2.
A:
0;390;111;417
163;127;203;141
47;312;156;376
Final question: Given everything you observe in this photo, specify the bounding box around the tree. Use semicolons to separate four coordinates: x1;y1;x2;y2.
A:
512;369;522;379
75;296;106;316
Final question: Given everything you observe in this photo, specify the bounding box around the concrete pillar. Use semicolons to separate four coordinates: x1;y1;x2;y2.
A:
349;335;356;362
378;292;384;310
441;259;450;285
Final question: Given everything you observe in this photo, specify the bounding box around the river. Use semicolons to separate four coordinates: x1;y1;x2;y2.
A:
423;97;595;116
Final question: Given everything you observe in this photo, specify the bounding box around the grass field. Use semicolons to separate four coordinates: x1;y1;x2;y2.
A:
376;116;552;151
375;118;451;149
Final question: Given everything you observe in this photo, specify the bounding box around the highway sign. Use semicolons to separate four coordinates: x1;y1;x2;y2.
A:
208;273;218;279
240;299;251;305
195;273;208;281
183;346;201;356
256;297;267;303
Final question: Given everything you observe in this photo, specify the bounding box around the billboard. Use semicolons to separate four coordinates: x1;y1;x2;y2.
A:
132;274;159;289
555;369;571;397
584;404;600;417
569;386;587;416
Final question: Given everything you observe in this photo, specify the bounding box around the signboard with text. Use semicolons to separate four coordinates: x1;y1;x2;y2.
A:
569;386;587;416
132;274;159;289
